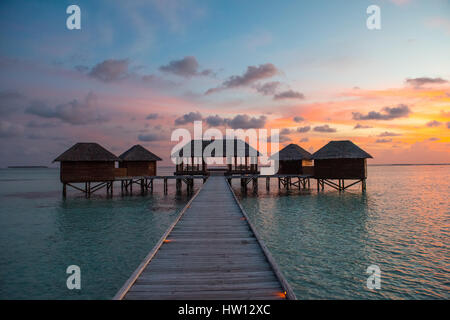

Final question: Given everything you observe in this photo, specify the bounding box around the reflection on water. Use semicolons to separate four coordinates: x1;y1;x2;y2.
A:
233;165;450;299
0;166;448;299
0;167;197;299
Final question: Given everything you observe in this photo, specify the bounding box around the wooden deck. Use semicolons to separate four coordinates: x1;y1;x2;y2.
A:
114;176;296;300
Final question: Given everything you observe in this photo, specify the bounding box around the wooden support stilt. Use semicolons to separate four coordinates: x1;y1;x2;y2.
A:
164;178;168;194
176;179;181;192
266;177;270;191
62;183;67;198
150;179;154;193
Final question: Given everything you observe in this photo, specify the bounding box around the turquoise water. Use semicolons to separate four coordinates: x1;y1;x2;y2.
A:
0;166;449;299
0;167;196;299
232;165;450;299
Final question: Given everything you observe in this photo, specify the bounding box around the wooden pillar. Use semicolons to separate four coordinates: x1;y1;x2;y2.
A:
278;178;281;189
130;180;133;193
362;179;366;192
62;183;67;198
266;177;270;191
141;179;145;193
245;157;248;171
317;179;320;192
150;178;154;193
164;178;168;194
176;178;181;192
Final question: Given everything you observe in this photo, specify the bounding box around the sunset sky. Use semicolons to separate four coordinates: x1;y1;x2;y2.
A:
0;0;449;166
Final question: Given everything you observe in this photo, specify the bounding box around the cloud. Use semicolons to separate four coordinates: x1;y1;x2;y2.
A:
300;137;309;142
280;128;292;135
0;90;26;115
352;104;411;120
25;92;109;125
205;114;226;127
138;132;167;142
273;90;305;100
405;77;447;88
174;111;203;125
225;115;267;129
428;137;440;142
159;56;212;78
254;81;280;95
175;112;267;129
89;59;130;82
447;122;450;129
376;138;392;143
354;123;372;129
26;120;59;128
146;113;159;120
378;131;402;137
0;120;24;138
426;120;442;127
206;63;278;94
426;17;450;35
313;124;337;133
297;126;311;133
293;116;304;123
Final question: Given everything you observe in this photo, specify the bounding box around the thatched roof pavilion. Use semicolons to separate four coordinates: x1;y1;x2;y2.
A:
54;143;119;183
173;139;261;158
119;144;162;162
118;145;162;176
269;144;313;175
312;140;372;180
172;139;261;175
312;140;372;160
54;142;119;162
270;143;312;161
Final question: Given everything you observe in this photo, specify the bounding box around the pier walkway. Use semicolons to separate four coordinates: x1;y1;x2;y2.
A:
114;176;295;300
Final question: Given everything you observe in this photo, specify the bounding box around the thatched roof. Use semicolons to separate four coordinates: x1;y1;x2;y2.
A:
54;143;119;162
172;139;261;158
269;144;312;161
312;140;372;159
119;144;162;161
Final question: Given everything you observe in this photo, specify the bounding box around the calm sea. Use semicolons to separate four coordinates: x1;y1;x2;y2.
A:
0;166;448;299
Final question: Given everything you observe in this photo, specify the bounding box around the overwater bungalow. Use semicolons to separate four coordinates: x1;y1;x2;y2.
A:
312;140;372;191
270;143;313;175
118;144;162;177
172;138;260;175
54;142;120;183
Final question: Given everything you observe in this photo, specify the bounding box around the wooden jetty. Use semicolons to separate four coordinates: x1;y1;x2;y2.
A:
114;176;296;300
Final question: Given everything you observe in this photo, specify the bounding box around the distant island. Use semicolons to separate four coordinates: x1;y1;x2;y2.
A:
7;166;48;168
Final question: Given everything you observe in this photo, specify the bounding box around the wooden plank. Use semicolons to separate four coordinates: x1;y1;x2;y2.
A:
115;176;295;300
